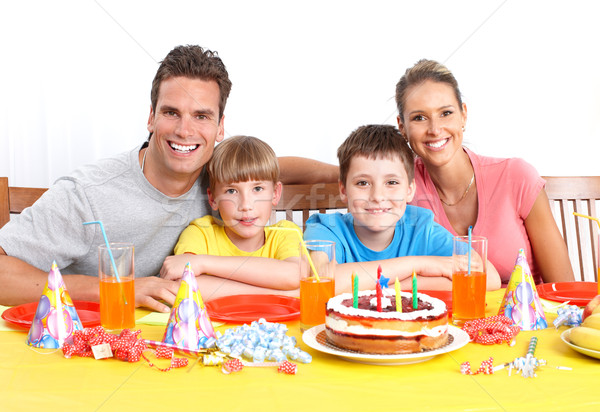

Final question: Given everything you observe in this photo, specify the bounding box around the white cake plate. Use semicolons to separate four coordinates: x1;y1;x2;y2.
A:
302;324;469;365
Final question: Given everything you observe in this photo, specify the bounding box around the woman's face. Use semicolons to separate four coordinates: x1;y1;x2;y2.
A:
397;80;467;168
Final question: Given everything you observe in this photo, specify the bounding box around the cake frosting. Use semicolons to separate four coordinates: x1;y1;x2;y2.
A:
325;289;449;354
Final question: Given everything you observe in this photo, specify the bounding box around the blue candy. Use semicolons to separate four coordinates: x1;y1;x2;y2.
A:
215;320;312;364
297;350;312;364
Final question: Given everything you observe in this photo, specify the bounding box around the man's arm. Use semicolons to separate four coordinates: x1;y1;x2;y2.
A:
278;156;338;184
0;248;99;305
0;247;180;313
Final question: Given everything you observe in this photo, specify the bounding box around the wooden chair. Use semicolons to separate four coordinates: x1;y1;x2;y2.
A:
271;183;346;230
543;176;600;282
1;179;344;231
0;177;47;228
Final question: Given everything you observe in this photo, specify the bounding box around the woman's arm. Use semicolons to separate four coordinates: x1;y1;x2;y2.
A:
277;157;339;184
161;253;301;290
0;248;181;313
524;189;575;283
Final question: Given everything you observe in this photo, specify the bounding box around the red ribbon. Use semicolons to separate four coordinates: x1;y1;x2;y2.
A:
460;357;494;375
222;358;244;374
461;315;521;345
62;326;188;371
278;361;297;375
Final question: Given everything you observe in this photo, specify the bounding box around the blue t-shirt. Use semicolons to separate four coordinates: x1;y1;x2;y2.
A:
303;205;453;263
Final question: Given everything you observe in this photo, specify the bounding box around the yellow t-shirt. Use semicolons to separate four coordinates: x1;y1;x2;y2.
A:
174;215;301;261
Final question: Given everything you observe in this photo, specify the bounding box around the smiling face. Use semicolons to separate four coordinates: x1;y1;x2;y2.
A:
398;80;467;169
146;76;224;193
340;154;415;250
208;180;282;252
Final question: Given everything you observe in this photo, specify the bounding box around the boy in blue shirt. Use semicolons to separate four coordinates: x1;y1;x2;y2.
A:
304;125;500;292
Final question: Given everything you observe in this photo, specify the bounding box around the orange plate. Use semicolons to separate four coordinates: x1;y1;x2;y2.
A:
536;282;598;306
420;290;452;315
1;300;101;329
206;294;300;323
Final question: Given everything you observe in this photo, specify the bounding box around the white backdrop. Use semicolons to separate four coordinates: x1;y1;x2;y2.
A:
1;0;599;188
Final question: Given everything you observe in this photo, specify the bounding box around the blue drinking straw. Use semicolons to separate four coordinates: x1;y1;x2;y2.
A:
83;221;129;306
467;225;473;275
83;221;122;283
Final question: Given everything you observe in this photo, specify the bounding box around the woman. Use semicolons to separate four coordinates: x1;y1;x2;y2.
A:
395;59;574;285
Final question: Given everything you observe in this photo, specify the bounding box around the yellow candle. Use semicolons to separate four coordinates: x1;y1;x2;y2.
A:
395;277;402;312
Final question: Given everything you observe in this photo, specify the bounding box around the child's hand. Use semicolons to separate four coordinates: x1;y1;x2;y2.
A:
418;256;453;281
160;255;194;281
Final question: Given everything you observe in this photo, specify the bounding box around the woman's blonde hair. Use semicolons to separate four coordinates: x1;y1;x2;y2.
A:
395;59;463;122
207;135;279;192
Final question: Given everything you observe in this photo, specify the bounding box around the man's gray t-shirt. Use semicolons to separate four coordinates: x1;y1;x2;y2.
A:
0;145;210;277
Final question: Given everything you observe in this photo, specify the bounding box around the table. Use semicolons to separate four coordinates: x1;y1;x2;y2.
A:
1;289;599;411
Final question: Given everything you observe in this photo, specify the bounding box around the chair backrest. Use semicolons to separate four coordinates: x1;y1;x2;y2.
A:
4;176;598;281
1;178;344;231
271;183;346;230
543;176;600;282
0;177;48;229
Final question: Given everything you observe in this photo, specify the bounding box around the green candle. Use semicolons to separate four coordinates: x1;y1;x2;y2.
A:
353;273;358;308
412;270;418;309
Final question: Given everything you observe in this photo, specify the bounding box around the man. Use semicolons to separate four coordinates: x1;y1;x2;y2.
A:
0;45;336;312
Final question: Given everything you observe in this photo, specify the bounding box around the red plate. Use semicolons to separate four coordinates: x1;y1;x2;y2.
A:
420;290;452;315
536;282;598;306
1;300;101;329
206;294;300;323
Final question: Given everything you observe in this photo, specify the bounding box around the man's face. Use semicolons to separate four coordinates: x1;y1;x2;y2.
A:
147;76;224;182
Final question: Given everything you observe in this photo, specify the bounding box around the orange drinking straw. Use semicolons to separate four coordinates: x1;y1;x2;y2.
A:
269;227;321;281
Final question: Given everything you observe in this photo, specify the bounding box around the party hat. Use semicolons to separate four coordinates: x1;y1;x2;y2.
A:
162;263;216;350
498;249;548;330
27;261;84;348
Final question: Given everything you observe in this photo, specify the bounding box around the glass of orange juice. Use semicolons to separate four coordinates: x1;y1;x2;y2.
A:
452;236;487;326
98;243;135;331
299;240;336;331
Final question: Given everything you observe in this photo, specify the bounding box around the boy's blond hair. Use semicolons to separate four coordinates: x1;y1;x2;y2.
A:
207;135;280;192
337;124;415;185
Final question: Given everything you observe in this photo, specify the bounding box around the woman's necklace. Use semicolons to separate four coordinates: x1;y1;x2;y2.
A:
439;173;475;207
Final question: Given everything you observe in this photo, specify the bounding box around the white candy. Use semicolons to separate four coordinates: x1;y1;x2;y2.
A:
215;319;311;364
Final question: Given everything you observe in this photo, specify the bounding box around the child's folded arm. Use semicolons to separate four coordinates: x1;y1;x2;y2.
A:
331;255;454;294
161;253;300;290
195;274;299;301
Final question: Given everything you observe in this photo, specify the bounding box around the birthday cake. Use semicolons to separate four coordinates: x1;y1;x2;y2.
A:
325;290;449;354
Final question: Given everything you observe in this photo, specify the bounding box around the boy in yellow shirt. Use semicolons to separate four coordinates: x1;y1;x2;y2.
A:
160;136;301;295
